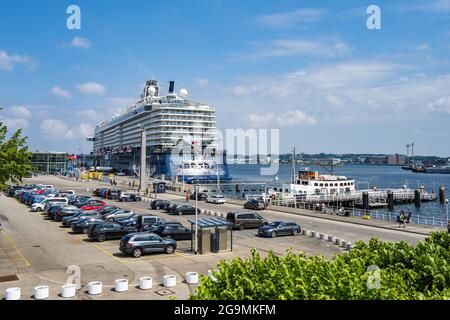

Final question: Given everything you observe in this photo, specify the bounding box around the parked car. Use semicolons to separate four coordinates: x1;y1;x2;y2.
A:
103;209;134;222
7;186;23;197
147;221;184;233
150;199;170;210
119;233;177;257
258;221;301;238
155;224;193;240
47;203;67;219
69;196;90;206
54;205;80;221
87;222;137;242
226;212;269;230
244;199;268;210
80;200;106;211
136;215;165;231
107;189;124;200
172;204;201;216
32;197;68;212
71;218;105;234
206;194;226;204
189;192;208;201
62;211;101;227
98;205;120;215
119;192;142;202
165;202;180;214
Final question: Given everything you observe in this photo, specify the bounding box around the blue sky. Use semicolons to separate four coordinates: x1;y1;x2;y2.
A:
1;0;450;156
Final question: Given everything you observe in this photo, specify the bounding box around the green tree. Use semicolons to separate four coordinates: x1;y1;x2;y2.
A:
0;110;32;189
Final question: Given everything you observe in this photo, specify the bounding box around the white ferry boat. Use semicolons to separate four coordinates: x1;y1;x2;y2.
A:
283;169;356;196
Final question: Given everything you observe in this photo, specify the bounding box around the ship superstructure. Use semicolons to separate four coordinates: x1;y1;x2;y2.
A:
92;80;231;182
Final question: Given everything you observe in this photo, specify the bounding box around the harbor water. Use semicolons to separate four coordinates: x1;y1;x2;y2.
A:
229;164;450;220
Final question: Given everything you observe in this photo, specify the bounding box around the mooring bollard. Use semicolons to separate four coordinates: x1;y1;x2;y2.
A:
5;287;21;300
115;279;128;292
34;285;49;300
185;272;199;284
88;281;102;295
163;275;177;287
61;284;76;298
139;277;153;290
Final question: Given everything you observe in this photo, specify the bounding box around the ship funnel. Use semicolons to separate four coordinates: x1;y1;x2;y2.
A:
168;81;175;94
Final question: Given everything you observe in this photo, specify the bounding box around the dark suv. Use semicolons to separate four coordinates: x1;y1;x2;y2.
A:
244;199;267;210
119;233;177;257
88;222;137;242
258;221;301;238
172;204;200;216
226;212;269;230
155;224;193;240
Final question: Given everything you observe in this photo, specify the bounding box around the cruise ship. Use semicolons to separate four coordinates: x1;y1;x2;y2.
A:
91;80;231;183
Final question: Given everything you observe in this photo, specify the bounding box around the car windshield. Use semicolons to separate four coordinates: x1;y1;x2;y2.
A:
268;221;282;227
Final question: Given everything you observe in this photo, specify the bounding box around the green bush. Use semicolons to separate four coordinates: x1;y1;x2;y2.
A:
190;232;450;300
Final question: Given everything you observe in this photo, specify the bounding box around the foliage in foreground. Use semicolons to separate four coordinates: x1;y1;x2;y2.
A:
191;232;450;300
0;111;32;189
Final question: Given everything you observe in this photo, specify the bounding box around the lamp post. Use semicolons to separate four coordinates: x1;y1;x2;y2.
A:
194;184;199;254
446;198;449;230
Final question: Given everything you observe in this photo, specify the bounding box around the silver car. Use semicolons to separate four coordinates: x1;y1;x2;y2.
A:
103;209;134;222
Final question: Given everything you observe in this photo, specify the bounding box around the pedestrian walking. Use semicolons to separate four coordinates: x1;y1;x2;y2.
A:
398;211;406;228
407;210;412;223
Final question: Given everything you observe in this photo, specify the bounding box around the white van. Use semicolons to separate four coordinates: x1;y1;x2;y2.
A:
31;197;69;212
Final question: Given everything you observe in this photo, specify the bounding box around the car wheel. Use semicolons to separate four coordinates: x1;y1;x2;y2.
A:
178;211;182;216
83;228;89;234
108;218;114;222
133;248;142;258
165;245;175;254
271;231;277;238
37;207;42;212
293;229;299;236
156;206;160;210
97;234;106;242
165;235;172;239
238;224;244;231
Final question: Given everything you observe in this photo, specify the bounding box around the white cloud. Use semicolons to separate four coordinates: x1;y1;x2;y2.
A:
1;118;29;130
248;110;317;127
10;105;32;118
76;123;94;137
77;82;107;95
427;96;450;114
235;38;350;62
0;50;37;71
68;37;91;49
76;109;98;118
232;86;251;96
50;86;72;99
40;119;74;139
255;9;326;28
396;0;450;13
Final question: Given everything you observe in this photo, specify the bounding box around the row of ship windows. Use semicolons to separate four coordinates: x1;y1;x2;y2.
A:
297;181;354;187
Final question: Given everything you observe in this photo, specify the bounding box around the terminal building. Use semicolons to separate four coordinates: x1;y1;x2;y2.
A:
30;151;68;174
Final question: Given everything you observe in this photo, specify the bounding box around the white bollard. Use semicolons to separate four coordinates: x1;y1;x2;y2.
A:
88;281;102;295
5;287;21;300
185;272;199;284
316;232;322;239
115;279;128;292
139;277;153;290
346;242;353;250
61;284;76;298
335;238;342;246
310;230;316;237
301;229;306;235
34;285;49;300
321;233;328;240
341;240;347;248
305;230;311;237
163;275;177;287
328;235;335;243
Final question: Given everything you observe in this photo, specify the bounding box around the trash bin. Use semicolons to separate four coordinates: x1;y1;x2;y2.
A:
210;232;218;253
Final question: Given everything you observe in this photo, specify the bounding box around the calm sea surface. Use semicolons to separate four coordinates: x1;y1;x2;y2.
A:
228;164;450;219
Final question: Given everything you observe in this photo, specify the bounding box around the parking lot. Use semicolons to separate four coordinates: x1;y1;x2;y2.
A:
0;176;345;300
